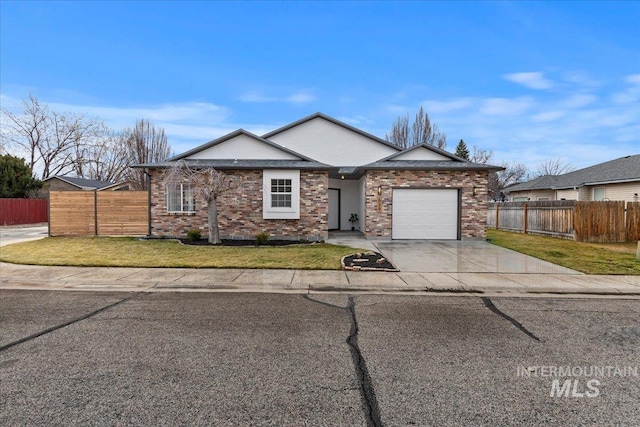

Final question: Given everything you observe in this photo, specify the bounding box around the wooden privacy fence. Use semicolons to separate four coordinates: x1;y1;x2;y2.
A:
0;198;48;225
49;191;148;236
488;201;640;243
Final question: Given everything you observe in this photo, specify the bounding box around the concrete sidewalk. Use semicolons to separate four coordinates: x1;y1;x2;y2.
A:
1;262;639;297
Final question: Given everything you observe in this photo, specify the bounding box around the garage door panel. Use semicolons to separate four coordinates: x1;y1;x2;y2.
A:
392;189;459;239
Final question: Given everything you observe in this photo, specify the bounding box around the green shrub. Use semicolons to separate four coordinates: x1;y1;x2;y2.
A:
255;231;269;245
186;228;202;242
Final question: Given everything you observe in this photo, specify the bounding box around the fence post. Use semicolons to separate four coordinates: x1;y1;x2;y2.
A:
94;191;98;236
523;203;528;234
495;204;499;230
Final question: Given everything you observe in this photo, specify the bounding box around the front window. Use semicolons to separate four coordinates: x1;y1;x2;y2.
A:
271;179;292;208
167;183;195;213
263;170;300;219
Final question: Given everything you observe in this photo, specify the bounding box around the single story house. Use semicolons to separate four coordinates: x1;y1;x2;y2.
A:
505;154;640;203
135;113;502;241
44;176;131;191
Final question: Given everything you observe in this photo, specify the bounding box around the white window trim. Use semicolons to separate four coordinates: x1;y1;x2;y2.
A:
593;187;606;201
166;183;196;214
263;170;300;219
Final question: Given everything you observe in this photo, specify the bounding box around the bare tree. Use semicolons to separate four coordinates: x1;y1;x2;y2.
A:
386;107;446;149
122;119;171;190
465;145;528;201
1;95;103;179
536;158;575;177
385;115;409;148
163;160;242;244
73;130;130;182
489;162;529;201
470;146;494;164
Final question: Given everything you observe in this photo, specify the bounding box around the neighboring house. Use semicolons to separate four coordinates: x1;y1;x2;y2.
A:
505;155;640;202
135;113;501;241
43;176;131;191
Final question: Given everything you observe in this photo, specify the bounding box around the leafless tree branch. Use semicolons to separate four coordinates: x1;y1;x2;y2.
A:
163;160;242;244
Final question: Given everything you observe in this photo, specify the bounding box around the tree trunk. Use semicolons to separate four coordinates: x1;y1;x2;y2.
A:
208;196;221;244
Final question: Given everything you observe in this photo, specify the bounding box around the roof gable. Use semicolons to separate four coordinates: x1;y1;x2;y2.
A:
262;113;399;166
171;129;309;161
380;144;459;161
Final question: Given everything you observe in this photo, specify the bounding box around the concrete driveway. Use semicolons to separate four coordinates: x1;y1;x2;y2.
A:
0;225;48;247
373;240;579;274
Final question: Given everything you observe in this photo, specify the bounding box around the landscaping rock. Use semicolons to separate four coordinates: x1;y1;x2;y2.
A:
341;251;398;272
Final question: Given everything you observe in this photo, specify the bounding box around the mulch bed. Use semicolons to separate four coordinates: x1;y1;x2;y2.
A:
179;238;312;247
341;251;398;272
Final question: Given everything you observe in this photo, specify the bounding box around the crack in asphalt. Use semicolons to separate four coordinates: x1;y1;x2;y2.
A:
302;294;383;427
481;297;541;342
347;296;383;427
0;292;144;353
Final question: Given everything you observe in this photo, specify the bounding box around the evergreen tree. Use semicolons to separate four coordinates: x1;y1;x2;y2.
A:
0;154;42;198
455;139;470;160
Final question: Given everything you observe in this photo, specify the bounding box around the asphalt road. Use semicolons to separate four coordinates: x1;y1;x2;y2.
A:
1;291;639;426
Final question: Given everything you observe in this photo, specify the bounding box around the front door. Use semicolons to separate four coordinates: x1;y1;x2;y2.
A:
328;188;340;230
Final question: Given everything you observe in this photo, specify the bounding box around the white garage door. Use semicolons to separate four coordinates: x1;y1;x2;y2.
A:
392;189;459;239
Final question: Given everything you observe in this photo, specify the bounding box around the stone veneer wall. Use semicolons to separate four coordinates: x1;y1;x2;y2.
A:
149;169;328;241
364;170;489;239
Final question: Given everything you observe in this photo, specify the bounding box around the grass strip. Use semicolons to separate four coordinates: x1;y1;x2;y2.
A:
0;237;360;270
487;229;640;275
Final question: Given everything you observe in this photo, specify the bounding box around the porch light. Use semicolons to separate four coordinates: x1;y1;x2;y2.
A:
341;175;345;180
472;185;477;196
377;186;382;195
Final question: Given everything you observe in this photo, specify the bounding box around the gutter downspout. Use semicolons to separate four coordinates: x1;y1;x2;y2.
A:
145;168;152;237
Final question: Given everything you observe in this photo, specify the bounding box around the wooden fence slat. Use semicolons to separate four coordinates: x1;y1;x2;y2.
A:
488;200;635;242
49;191;148;236
625;202;640;242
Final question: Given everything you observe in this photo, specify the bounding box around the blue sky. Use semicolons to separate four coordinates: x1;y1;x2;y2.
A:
1;1;638;171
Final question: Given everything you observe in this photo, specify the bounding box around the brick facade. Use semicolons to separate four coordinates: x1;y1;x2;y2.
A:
364;170;489;240
149;169;328;241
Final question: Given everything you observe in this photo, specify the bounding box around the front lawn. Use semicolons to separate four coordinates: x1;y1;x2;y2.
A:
487;229;640;275
0;237;361;270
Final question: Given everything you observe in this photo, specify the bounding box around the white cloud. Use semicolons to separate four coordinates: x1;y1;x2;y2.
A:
561;94;597;109
624;74;640;85
503;72;553;90
337;115;373;126
563;71;600;88
480;97;533;115
421;98;473;113
532;111;566;122
238;89;316;105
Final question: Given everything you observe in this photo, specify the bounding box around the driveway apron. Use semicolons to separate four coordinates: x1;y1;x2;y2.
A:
373;240;580;274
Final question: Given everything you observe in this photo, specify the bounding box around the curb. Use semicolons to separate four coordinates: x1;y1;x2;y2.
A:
2;280;640;298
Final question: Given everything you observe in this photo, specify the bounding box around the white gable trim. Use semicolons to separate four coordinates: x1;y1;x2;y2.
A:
170;129;315;161
377;143;464;162
391;146;452;161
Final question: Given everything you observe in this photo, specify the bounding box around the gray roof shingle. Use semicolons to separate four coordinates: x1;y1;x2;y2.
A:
133;159;331;170
505;154;640;192
45;176;115;189
362;160;504;172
